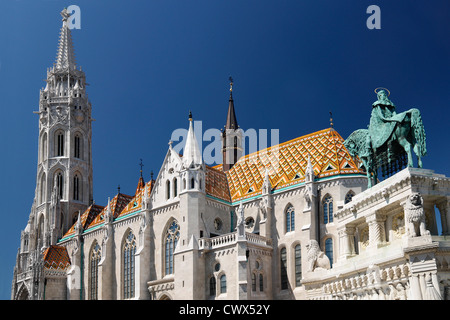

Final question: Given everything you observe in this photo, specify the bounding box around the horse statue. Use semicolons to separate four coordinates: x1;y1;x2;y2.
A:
344;89;427;188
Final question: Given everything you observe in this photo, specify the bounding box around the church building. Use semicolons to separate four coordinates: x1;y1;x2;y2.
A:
11;9;450;300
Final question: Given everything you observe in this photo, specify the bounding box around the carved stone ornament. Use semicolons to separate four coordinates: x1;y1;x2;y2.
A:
306;240;331;272
404;192;430;238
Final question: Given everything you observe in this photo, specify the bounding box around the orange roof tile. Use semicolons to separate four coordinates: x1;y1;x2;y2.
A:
86;193;134;230
61;204;105;239
43;245;71;270
117;179;154;219
205;165;231;202
225;128;364;202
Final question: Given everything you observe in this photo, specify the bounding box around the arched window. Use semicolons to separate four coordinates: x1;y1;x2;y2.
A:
41;133;47;162
73;174;80;201
280;247;288;290
166;180;171;200
173;178;178;197
199;178;202;191
56;172;63;199
252;273;256;291
295;244;302;286
259;274;264;291
323;195;333;224
183;178;186;190
40;173;46;204
325;238;333;267
165;220;180;275
190;177;195;189
286;205;295;232
123;231;136;299
56;131;64;156
74;134;82;159
345;190;355;204
220;274;227;294
209;276;216;296
89;243;101;300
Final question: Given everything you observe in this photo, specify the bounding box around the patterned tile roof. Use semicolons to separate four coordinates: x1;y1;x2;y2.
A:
225;128;364;202
62;204;105;239
205;165;231;202
43;245;71;270
86;193;134;230
61;178;152;241
117;179;154;219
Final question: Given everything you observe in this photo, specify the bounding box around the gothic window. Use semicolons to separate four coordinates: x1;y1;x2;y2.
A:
89;243;101;300
199;178;202;190
280;247;288;290
123;231;136;299
209;276;216;296
165;220;180;275
40;173;46;204
173;178;177;197
56;172;63;199
73;174;80;201
183;178;186;190
56;131;64;156
295;244;302;286
325;238;333;267
74;134;82;159
259;274;264;291
41;133;47;162
285;205;295;232
166;180;170;200
345;190;355;204
220;274;227;294
252;273;256;291
323;195;333;224
190;177;195;189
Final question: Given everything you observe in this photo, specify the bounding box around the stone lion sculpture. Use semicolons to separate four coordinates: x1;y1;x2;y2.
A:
404;192;430;237
306;240;331;272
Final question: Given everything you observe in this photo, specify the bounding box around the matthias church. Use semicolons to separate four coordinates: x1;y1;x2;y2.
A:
11;9;450;300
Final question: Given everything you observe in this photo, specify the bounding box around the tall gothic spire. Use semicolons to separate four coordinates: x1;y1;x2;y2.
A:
55;8;76;70
225;77;238;130
183;111;202;167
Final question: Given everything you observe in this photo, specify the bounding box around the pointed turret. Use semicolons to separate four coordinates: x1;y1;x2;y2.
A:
226;78;238;130
222;77;243;171
55;8;77;71
183;111;203;167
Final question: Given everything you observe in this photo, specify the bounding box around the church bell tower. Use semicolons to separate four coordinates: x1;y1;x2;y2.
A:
222;77;243;171
33;8;93;247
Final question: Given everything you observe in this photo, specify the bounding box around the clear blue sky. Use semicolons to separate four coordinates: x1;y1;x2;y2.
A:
0;0;449;299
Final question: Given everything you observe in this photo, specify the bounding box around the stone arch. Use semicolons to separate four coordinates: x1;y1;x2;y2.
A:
158;293;172;300
15;283;30;300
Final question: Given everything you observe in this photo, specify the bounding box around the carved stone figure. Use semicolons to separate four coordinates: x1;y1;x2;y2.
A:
306;240;331;272
404;193;430;237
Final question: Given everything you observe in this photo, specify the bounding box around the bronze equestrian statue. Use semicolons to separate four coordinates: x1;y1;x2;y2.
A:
344;89;427;188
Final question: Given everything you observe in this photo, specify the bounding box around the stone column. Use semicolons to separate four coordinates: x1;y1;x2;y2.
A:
135;202;152;300
436;199;450;235
338;225;356;261
366;212;386;250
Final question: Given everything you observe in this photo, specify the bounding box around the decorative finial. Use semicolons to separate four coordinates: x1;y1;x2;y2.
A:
139;159;144;177
229;76;233;92
117;185;121;194
150;170;154;180
329;111;334;128
189;110;193;121
61;7;70;23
